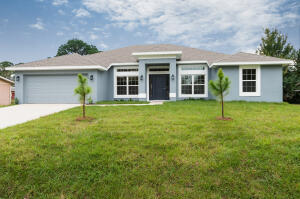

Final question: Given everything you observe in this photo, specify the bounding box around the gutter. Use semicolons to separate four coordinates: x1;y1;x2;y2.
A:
6;65;108;71
210;60;294;67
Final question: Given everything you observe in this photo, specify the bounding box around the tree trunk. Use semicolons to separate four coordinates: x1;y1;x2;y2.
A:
220;79;224;118
83;95;86;118
221;95;224;118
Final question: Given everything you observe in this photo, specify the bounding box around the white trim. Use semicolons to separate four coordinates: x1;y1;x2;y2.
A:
0;76;14;84
177;60;208;64
114;66;139;98
109;62;138;67
211;60;293;67
105;63;139;71
6;65;107;71
178;65;208;98
239;65;261;97
147;66;170;101
132;51;182;60
169;93;176;98
138;93;146;98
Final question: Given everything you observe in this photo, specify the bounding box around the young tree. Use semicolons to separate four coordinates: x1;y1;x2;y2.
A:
56;39;100;56
209;68;231;119
74;74;92;118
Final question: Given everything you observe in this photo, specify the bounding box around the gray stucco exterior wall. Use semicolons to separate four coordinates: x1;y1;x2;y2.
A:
210;65;283;102
14;63;283;104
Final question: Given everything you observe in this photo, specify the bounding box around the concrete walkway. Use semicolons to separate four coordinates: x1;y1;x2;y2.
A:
90;101;164;107
0;104;79;129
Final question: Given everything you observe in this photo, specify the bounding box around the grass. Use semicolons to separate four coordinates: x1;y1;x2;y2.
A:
0;103;15;108
96;100;149;104
0;100;299;198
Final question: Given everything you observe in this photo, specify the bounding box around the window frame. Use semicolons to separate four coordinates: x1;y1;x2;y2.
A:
114;66;139;98
239;65;261;97
178;65;208;98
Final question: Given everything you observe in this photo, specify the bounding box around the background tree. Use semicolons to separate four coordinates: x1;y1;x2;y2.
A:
256;28;294;59
256;28;300;103
0;61;14;79
56;39;99;56
283;49;300;103
209;68;231;119
74;74;92;118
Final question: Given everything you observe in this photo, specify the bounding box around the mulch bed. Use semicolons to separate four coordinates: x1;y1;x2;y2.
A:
216;116;233;121
75;116;95;121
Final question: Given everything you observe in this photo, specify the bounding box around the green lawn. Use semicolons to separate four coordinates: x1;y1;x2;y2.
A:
0;100;299;198
96;100;149;104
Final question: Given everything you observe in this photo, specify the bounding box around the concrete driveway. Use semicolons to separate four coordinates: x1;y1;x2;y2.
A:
0;104;79;129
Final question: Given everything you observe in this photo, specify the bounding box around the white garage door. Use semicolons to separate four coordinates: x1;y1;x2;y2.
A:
24;75;79;104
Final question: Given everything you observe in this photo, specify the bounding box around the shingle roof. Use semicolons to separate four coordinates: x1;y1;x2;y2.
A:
16;53;98;67
0;76;14;84
85;44;229;67
14;44;293;69
214;52;291;63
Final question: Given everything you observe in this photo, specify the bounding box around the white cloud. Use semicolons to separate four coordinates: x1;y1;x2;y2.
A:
99;43;108;49
62;26;70;30
73;8;91;17
56;31;64;36
29;18;45;30
82;0;299;52
53;0;68;6
90;33;98;40
58;9;65;15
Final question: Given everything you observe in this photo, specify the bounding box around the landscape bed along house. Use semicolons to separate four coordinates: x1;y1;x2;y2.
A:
7;44;293;104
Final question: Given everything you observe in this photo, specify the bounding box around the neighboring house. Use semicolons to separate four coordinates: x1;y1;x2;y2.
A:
0;76;14;105
7;44;293;104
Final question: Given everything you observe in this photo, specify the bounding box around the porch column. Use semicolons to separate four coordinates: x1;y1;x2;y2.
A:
138;60;147;101
169;59;177;101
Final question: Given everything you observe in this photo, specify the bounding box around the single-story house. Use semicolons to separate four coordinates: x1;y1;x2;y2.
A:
7;44;293;104
0;76;14;105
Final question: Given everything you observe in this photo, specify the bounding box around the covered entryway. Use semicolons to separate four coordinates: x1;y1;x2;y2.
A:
24;75;79;104
149;74;169;100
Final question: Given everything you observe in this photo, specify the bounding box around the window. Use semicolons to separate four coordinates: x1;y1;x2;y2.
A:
114;67;139;98
180;74;205;95
181;75;192;94
181;65;205;70
179;65;207;97
239;65;261;96
149;68;169;72
117;77;127;95
128;76;138;95
117;68;138;72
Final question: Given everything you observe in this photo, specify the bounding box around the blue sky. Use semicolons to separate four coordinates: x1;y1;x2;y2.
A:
0;0;299;64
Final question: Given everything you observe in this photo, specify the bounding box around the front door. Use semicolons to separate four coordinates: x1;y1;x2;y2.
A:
149;74;169;100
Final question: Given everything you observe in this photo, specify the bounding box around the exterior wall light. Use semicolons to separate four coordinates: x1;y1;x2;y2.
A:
89;75;94;80
171;74;175;80
16;76;20;81
140;75;143;81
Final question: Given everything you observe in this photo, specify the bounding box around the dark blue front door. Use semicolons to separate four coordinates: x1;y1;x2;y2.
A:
149;74;169;100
